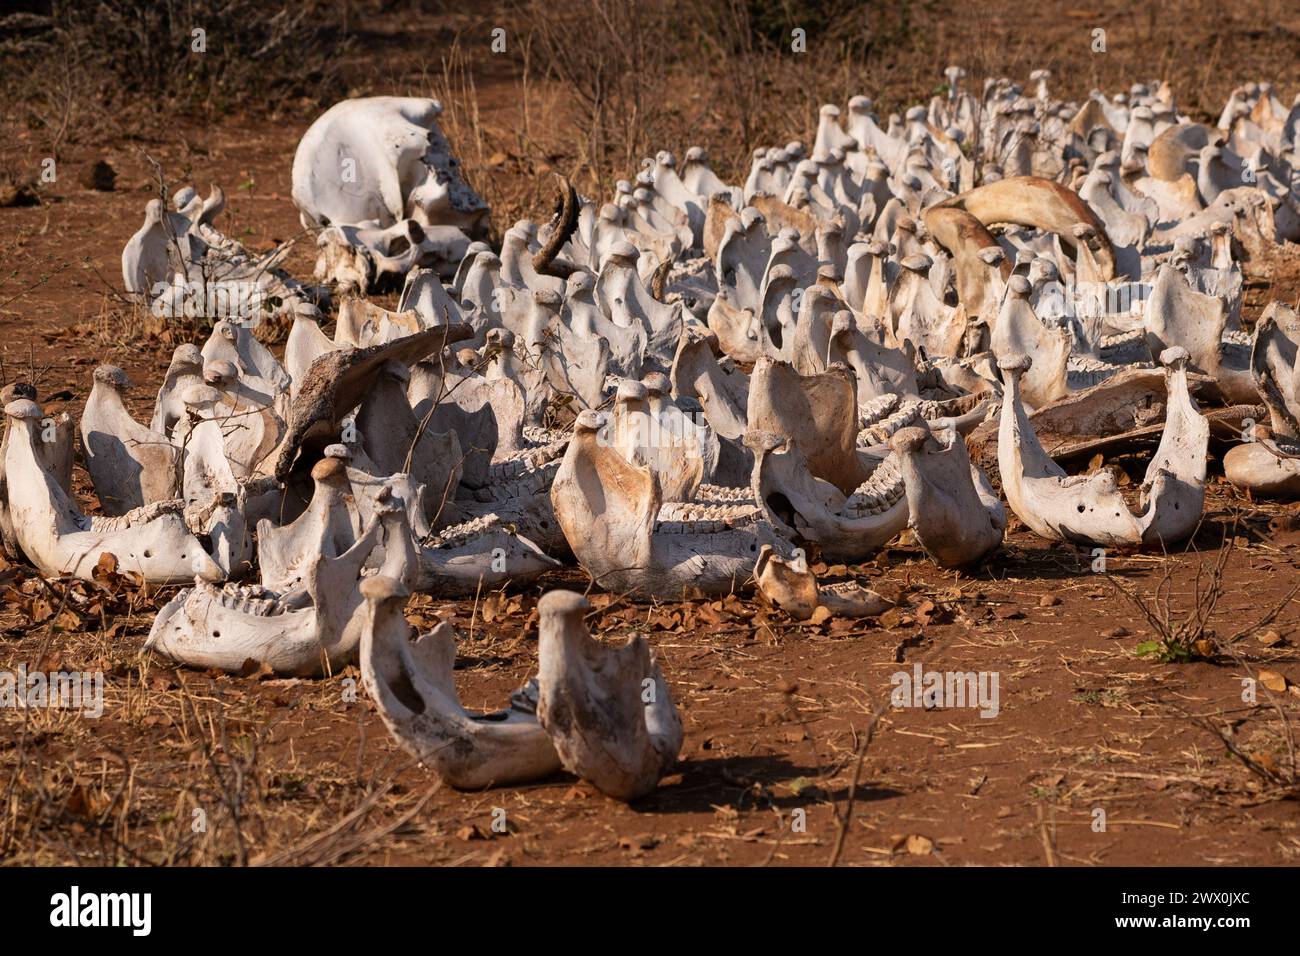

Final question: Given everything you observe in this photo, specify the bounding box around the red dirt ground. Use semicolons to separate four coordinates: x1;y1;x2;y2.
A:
1;4;1298;867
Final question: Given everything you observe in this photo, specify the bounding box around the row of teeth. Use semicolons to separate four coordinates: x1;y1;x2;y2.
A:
658;501;760;523
87;499;185;533
427;514;508;550
693;483;754;503
1068;354;1126;373
475;459;561;501
652;515;757;535
1066;365;1127;390
858;392;901;427
480;436;567;484
921;390;989;418
1100;329;1145;349
822;581;866;597
845;492;904;518
200;581;285;616
522;426;569;446
845;456;905;516
858;402;922;445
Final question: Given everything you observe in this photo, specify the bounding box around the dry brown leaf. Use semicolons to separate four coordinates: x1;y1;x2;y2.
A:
238;658;275;681
1257;669;1288;693
1256;630;1283;647
480;591;507;623
892;833;934;855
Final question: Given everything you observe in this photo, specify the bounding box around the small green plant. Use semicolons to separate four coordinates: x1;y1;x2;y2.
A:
1103;528;1293;665
1135;639;1195;663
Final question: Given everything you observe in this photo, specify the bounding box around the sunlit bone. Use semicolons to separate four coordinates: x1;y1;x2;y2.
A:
889;423;1004;568
535;590;683;801
5;398;222;584
997;348;1207;548
753;544;893;620
359;576;563;789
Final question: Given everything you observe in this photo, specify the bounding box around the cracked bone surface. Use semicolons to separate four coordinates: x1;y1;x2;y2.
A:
536;591;683;800
359;576;562;789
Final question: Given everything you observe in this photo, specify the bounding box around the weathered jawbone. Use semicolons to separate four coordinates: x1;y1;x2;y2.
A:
147;504;413;676
5;399;221;584
706;292;761;363
257;456;363;594
753;545;892;620
997;348;1207;548
273;323;473;479
1132;349;1210;548
989;275;1070;409
1248;303;1300;439
747;357;872;494
145;581;330;676
536;591;682;801
747;430;908;562
646;514;788;598
670;325;750;443
857;394;923;447
359;576;562;790
552;411;793;598
891;424;1005;568
418;514;559;596
1143;263;1257;405
607;380;713;504
80;366;179;515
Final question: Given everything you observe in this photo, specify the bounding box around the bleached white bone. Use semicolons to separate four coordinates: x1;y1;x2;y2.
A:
5;398;222;583
359;576;562;789
536;590;682;801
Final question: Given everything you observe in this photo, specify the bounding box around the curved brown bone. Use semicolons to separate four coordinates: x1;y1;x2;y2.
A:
935;176;1117;279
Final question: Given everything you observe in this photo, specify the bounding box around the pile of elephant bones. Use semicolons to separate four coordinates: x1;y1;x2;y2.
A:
6;70;1300;801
